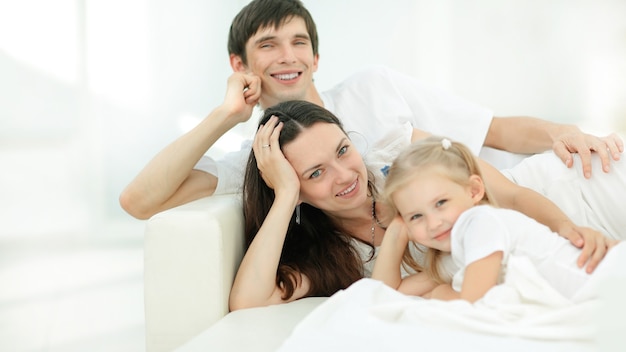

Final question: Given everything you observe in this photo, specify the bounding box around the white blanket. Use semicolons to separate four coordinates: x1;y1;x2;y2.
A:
278;247;626;352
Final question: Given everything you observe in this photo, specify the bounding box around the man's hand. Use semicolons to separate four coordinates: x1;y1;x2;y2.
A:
223;72;262;124
553;132;624;178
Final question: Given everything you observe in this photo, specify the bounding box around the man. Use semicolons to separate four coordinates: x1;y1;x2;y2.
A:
120;0;622;220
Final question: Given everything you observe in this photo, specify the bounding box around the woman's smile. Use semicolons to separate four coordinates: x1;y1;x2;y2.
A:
336;179;359;198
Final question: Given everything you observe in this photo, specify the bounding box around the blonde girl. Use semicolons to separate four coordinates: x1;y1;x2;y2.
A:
374;136;621;302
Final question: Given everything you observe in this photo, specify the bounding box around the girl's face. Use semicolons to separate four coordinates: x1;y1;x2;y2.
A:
391;167;484;252
282;122;369;216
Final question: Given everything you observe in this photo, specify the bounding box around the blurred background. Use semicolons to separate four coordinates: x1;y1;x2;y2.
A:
1;0;625;350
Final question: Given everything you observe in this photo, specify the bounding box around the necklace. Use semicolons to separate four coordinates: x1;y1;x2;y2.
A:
370;200;376;246
372;200;386;230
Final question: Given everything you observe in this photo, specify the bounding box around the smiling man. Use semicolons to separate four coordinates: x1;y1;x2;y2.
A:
120;0;623;221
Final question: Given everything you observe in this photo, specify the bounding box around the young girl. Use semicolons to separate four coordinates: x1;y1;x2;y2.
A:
374;136;622;303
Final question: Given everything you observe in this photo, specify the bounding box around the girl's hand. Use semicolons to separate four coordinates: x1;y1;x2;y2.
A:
253;116;300;198
384;215;411;244
555;222;613;273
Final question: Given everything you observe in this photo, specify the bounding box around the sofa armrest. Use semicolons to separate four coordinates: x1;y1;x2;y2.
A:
144;195;244;352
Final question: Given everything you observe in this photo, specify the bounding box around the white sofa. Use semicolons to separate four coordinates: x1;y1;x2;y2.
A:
143;195;326;352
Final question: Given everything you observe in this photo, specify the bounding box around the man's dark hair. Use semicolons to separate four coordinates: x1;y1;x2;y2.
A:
228;0;319;65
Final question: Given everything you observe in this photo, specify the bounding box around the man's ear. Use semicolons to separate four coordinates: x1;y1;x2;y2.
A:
468;175;486;204
312;53;319;73
230;54;247;72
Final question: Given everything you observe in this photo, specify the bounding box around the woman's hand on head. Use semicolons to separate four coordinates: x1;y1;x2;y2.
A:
556;222;614;273
253;116;300;198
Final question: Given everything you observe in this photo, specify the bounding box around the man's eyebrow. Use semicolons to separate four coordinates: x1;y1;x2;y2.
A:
254;33;310;45
254;35;276;45
294;33;310;41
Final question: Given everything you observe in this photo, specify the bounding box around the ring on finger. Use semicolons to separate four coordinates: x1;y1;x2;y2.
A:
262;144;271;148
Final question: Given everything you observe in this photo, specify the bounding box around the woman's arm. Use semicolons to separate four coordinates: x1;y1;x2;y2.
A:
229;116;307;310
229;191;307;310
119;72;261;219
479;158;609;273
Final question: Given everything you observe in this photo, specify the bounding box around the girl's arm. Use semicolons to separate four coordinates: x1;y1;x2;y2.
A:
429;251;503;302
459;251;503;302
371;217;408;290
372;217;438;296
398;272;439;297
478;158;610;273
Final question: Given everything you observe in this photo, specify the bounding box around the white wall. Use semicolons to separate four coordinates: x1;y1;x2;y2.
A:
1;0;625;239
307;0;626;132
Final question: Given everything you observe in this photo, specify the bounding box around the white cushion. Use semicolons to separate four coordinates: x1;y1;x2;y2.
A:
177;297;327;352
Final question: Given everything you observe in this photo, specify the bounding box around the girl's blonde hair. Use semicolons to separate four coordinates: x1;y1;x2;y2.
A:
383;136;497;283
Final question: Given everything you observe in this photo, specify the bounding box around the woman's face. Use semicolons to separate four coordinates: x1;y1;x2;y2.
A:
282;122;369;215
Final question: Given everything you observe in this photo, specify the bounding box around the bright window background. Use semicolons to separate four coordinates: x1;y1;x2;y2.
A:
1;0;625;240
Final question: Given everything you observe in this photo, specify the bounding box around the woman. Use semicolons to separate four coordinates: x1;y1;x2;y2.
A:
229;100;620;310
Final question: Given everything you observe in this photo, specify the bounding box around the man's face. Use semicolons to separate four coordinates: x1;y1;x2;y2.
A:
240;17;319;108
